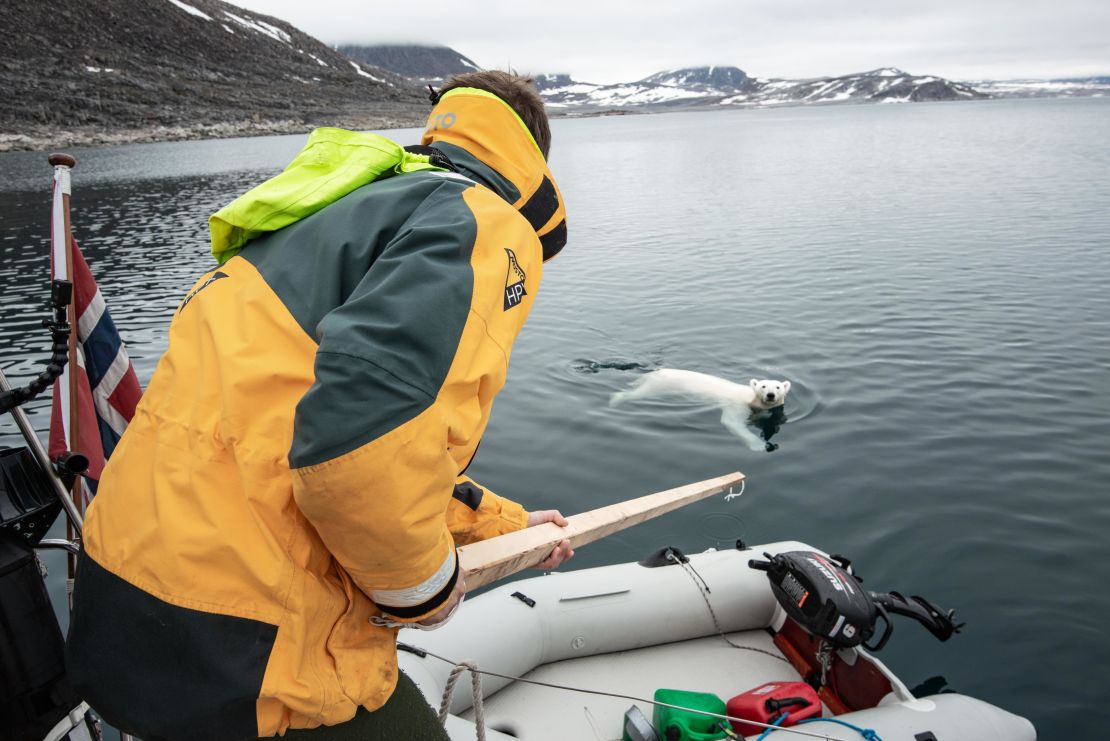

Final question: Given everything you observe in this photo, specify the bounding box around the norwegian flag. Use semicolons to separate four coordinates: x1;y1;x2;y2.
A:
48;227;142;502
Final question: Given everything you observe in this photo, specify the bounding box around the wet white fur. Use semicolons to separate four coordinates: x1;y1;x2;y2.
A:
610;369;791;451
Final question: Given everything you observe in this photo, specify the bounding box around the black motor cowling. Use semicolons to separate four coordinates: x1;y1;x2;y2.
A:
0;447;63;547
0;534;82;741
0;447;83;740
749;550;963;651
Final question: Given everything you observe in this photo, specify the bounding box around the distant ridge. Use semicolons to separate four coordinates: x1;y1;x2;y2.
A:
0;0;427;151
962;77;1110;98
355;50;1109;109
640;66;759;94
537;65;986;111
337;44;480;83
3;17;1104;154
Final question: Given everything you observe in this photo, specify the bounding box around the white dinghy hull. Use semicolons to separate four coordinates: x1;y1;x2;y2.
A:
400;541;1035;741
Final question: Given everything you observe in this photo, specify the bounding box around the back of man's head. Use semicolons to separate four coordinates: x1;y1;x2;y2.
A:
438;70;551;160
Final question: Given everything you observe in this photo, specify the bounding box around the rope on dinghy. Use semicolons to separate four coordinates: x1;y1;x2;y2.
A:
667;549;790;664
401;643;866;740
755;712;883;741
438;659;485;741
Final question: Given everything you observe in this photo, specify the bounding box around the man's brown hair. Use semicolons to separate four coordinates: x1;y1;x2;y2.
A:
438;70;551;160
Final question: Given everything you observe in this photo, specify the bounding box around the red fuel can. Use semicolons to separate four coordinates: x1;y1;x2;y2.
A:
726;681;821;737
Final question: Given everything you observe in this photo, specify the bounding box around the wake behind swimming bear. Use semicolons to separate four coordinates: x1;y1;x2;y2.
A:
610;369;791;451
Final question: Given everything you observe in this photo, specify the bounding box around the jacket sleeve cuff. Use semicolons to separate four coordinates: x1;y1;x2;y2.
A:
446;478;529;544
498;497;528;533
370;547;459;621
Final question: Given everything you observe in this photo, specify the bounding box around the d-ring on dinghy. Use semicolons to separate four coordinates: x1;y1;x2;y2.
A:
398;476;1036;741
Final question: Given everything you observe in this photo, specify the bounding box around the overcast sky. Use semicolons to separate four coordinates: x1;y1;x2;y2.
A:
230;0;1108;83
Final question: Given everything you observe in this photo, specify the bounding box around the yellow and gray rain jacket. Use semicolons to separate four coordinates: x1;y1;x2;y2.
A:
66;88;567;741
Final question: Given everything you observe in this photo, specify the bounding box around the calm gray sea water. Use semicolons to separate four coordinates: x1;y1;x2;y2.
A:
2;98;1108;739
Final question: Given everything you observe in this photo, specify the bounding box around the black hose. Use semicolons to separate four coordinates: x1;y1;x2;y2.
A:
0;279;72;415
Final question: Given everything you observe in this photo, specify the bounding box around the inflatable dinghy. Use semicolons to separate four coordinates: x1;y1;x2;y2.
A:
400;541;1036;741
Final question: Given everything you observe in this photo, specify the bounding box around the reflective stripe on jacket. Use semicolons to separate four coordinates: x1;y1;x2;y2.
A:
66;89;566;740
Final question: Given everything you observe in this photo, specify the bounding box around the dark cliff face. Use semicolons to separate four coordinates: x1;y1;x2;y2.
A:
336;45;480;83
0;0;428;148
533;74;578;91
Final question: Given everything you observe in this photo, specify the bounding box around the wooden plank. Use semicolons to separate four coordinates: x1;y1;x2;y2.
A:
458;471;745;590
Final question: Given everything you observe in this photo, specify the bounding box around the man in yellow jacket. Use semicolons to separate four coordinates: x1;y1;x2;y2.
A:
67;71;572;740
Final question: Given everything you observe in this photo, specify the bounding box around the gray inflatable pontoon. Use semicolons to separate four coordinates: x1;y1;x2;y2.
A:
400;541;1035;741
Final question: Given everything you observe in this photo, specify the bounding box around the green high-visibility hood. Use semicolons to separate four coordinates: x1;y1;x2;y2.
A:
208;128;445;265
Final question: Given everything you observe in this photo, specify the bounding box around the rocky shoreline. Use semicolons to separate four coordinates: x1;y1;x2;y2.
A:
0;112;428;154
0;0;430;154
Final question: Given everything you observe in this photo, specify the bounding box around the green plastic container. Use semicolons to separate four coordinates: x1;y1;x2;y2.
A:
652;689;729;741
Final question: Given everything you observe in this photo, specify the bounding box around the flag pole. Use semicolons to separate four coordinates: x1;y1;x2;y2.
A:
49;153;82;580
43;155;139;741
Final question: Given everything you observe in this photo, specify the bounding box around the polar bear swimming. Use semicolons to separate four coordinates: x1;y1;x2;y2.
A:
610;369;791;452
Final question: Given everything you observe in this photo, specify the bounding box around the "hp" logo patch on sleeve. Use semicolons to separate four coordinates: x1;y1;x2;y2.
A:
503;248;527;310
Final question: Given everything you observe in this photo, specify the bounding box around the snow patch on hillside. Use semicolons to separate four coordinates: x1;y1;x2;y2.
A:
350;61;387;83
224;12;292;44
166;0;211;21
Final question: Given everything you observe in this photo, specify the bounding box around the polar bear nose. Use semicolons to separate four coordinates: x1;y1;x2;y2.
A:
766;392;776;400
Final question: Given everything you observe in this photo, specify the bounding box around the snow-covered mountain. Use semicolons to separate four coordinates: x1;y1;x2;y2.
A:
961;77;1110;98
640;66;759;94
726;68;985;106
537;66;985;111
535;73;711;108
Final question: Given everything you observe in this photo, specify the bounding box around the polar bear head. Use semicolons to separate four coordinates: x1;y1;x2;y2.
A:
749;379;791;409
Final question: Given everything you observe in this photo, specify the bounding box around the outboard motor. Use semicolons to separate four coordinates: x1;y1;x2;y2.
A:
748;550;963;651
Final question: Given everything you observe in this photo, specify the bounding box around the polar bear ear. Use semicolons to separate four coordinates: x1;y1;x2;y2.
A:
749;379;759;388
783;380;792;392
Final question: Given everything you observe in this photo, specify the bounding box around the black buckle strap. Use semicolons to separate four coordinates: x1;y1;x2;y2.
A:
403;144;459;173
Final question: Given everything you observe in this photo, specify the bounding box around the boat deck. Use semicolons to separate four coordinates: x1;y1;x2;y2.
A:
460;629;816;741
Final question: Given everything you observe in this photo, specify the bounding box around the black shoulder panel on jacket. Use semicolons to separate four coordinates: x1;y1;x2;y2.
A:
241;172;461;343
285;180;482;468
